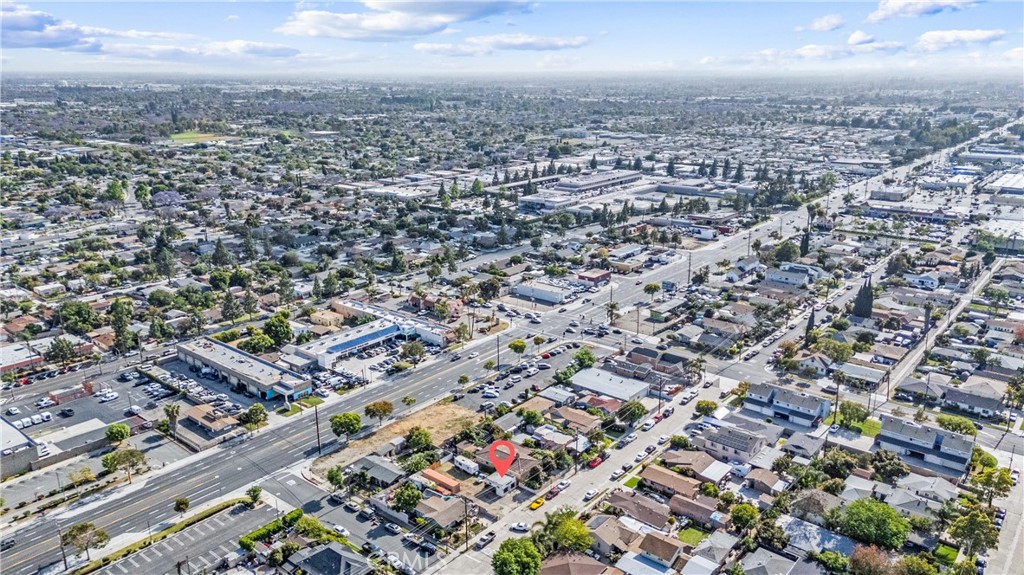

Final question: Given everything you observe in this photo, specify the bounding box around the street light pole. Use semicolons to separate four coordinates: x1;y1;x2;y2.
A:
55;519;69;571
314;404;323;455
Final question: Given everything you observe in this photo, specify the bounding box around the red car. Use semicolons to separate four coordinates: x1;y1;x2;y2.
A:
541;353;551;359
587;457;603;468
653;415;663;423
546;487;561;499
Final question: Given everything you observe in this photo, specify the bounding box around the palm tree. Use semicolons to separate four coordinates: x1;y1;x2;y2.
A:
604;301;620;324
687;356;706;384
164;403;180;439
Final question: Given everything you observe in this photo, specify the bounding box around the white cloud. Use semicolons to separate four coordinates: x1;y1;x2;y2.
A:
794;44;848;59
867;0;977;23
847;30;874;46
276;1;531;41
795;14;845;32
0;3;300;62
916;29;1006;51
415;33;588;57
225;15;239;21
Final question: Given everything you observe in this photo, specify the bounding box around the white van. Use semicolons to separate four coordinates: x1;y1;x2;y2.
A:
640;419;656;431
30;414;43;425
40;411;53;422
20;417;33;428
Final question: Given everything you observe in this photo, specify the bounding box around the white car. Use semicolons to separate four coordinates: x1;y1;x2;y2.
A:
657;435;669;445
584;489;598;501
333;525;350;537
510;522;529;532
482;390;499;399
610;470;625;480
35;398;56;409
468;352;480;359
6;407;21;416
634;452;648;462
556;479;572;490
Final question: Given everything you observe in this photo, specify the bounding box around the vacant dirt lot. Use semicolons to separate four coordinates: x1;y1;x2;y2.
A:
311;401;480;478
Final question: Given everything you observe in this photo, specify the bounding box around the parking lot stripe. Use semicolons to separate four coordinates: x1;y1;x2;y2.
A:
141;551;153;562
128;557;140;568
182;531;195;542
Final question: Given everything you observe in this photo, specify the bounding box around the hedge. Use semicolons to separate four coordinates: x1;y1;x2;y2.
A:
240;508;304;551
72;498;247;574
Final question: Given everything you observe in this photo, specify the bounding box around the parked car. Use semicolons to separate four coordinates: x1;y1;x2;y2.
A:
529;498;546;510
475;531;496;549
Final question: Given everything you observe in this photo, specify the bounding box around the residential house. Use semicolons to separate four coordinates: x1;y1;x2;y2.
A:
875;414;976;477
902;272;940;290
780;433;826;459
798;353;832;377
698;426;766;464
869;343;906;366
282;542;373;575
790;490;845;527
896;473;959;504
692;531;739;566
638;532;687;570
605;491;672;530
766;268;812;287
701;318;750;341
588;514;644;557
743;383;831;428
547;406;602;435
639;465;701;499
941;385;1005;418
834;362;887;388
540;554;622;575
660;450;733;484
413;493;466;531
351;455;405;487
741;548;796;575
777;514;857;557
669;494;728;529
745;468;788;496
580;395;623;417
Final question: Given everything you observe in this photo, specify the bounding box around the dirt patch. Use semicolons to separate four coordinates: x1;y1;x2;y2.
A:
311;401;481;478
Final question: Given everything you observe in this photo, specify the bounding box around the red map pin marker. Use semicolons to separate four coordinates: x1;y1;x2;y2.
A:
488;440;516;478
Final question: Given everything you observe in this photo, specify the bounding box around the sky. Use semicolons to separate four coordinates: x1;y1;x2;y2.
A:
1;0;1022;76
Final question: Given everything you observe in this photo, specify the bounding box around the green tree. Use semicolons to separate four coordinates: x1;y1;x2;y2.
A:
573;347;597;368
105;423;131;445
731;503;760;531
492;537;542;575
239;403;268;428
935;414;977;436
101;448;147;484
174;497;190;515
643;283;661;300
392;481;423;514
695;400;718;417
971;466;1013;505
246;485;262;507
109;298;137;355
838;400;870;427
62;522;110;560
263;313;293;348
520;410;544;427
242;290;259;319
211;238;233;266
221;293;241;325
406;426;433;452
45;336;79;368
508;339;527;362
552;516;592;553
871;449;909;483
294;515;327;538
365;400;394;427
948;509;999;558
852;280;874;318
400;340;426;363
838;498;911;549
617;401;647;425
326;466;345;492
330;412;361;440
163;403;180;439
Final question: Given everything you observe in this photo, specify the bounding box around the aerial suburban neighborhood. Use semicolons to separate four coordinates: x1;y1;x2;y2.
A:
1;2;1024;575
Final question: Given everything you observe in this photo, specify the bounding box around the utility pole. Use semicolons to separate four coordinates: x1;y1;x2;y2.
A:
686;252;692;285
55;520;69;571
314;404;322;455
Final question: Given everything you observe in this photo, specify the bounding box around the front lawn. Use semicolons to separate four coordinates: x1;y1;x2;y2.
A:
934;543;959;566
823;415;882;437
677;527;708;547
623;476;640;488
277;404;302;417
298;397;324;408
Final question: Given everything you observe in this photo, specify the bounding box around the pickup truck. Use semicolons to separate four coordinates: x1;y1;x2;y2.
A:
475;531;497;549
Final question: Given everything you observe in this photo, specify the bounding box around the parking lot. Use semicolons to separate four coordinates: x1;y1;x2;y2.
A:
261;471;444;574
